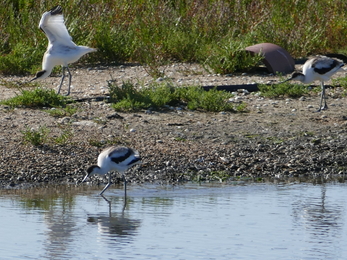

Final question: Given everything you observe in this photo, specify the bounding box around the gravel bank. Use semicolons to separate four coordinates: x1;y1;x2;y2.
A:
1;64;347;188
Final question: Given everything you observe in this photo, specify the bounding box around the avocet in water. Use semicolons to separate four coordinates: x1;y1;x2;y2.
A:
82;146;142;197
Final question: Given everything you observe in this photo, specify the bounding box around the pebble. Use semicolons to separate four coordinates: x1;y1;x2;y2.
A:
72;120;98;127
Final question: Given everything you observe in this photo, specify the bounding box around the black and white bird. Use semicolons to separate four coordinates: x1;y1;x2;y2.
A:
31;6;96;95
281;55;344;112
82;146;142;196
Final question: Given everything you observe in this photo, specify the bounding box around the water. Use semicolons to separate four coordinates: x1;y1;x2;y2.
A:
1;182;347;260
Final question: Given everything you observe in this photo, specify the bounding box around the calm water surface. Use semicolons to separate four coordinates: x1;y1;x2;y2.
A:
1;182;347;260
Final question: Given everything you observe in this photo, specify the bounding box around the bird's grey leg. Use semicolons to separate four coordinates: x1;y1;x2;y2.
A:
65;66;72;96
57;66;66;95
123;174;127;209
99;173;112;195
316;81;326;112
321;82;328;110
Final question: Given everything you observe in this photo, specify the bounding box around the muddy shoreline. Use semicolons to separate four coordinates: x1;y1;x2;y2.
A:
1;64;347;189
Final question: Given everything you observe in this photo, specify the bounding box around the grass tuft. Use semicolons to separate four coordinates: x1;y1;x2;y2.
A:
21;125;74;146
203;37;264;74
46;105;78;117
53;129;74;145
0;88;71;108
258;82;309;98
108;81;245;113
21;126;49;146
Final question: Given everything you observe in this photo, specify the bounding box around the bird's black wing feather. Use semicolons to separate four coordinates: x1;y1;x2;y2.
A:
110;149;133;164
313;58;342;75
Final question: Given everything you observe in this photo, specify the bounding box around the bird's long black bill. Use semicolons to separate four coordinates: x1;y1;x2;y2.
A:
278;78;292;84
81;174;90;183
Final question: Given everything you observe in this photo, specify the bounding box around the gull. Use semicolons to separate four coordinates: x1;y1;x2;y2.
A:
82;146;142;197
281;55;344;112
31;5;96;95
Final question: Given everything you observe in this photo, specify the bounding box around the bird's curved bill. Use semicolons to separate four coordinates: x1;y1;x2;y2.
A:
278;78;291;84
29;77;38;82
81;174;89;183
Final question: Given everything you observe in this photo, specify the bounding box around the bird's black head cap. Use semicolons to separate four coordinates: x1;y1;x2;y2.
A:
30;70;46;82
86;165;99;174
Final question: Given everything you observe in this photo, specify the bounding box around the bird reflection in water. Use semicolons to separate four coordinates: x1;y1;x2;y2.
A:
87;195;141;239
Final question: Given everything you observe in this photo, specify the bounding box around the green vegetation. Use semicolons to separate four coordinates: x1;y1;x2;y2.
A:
203;39;263;74
87;139;105;148
109;81;245;112
266;136;284;144
21;126;74;146
174;137;187;142
258;82;309;98
53;129;74;145
0;88;71;108
1;0;347;76
21;126;49;146
46;105;78;117
333;77;347;89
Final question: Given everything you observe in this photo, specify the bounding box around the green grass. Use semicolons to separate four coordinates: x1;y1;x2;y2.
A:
21;125;74;146
202;37;264;74
174;137;186;142
333;77;347;89
109;81;245;112
46;105;78;117
0;88;71;108
266;136;284;144
21;126;49;146
332;77;347;97
1;1;347;76
258;82;309;98
53;129;74;145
